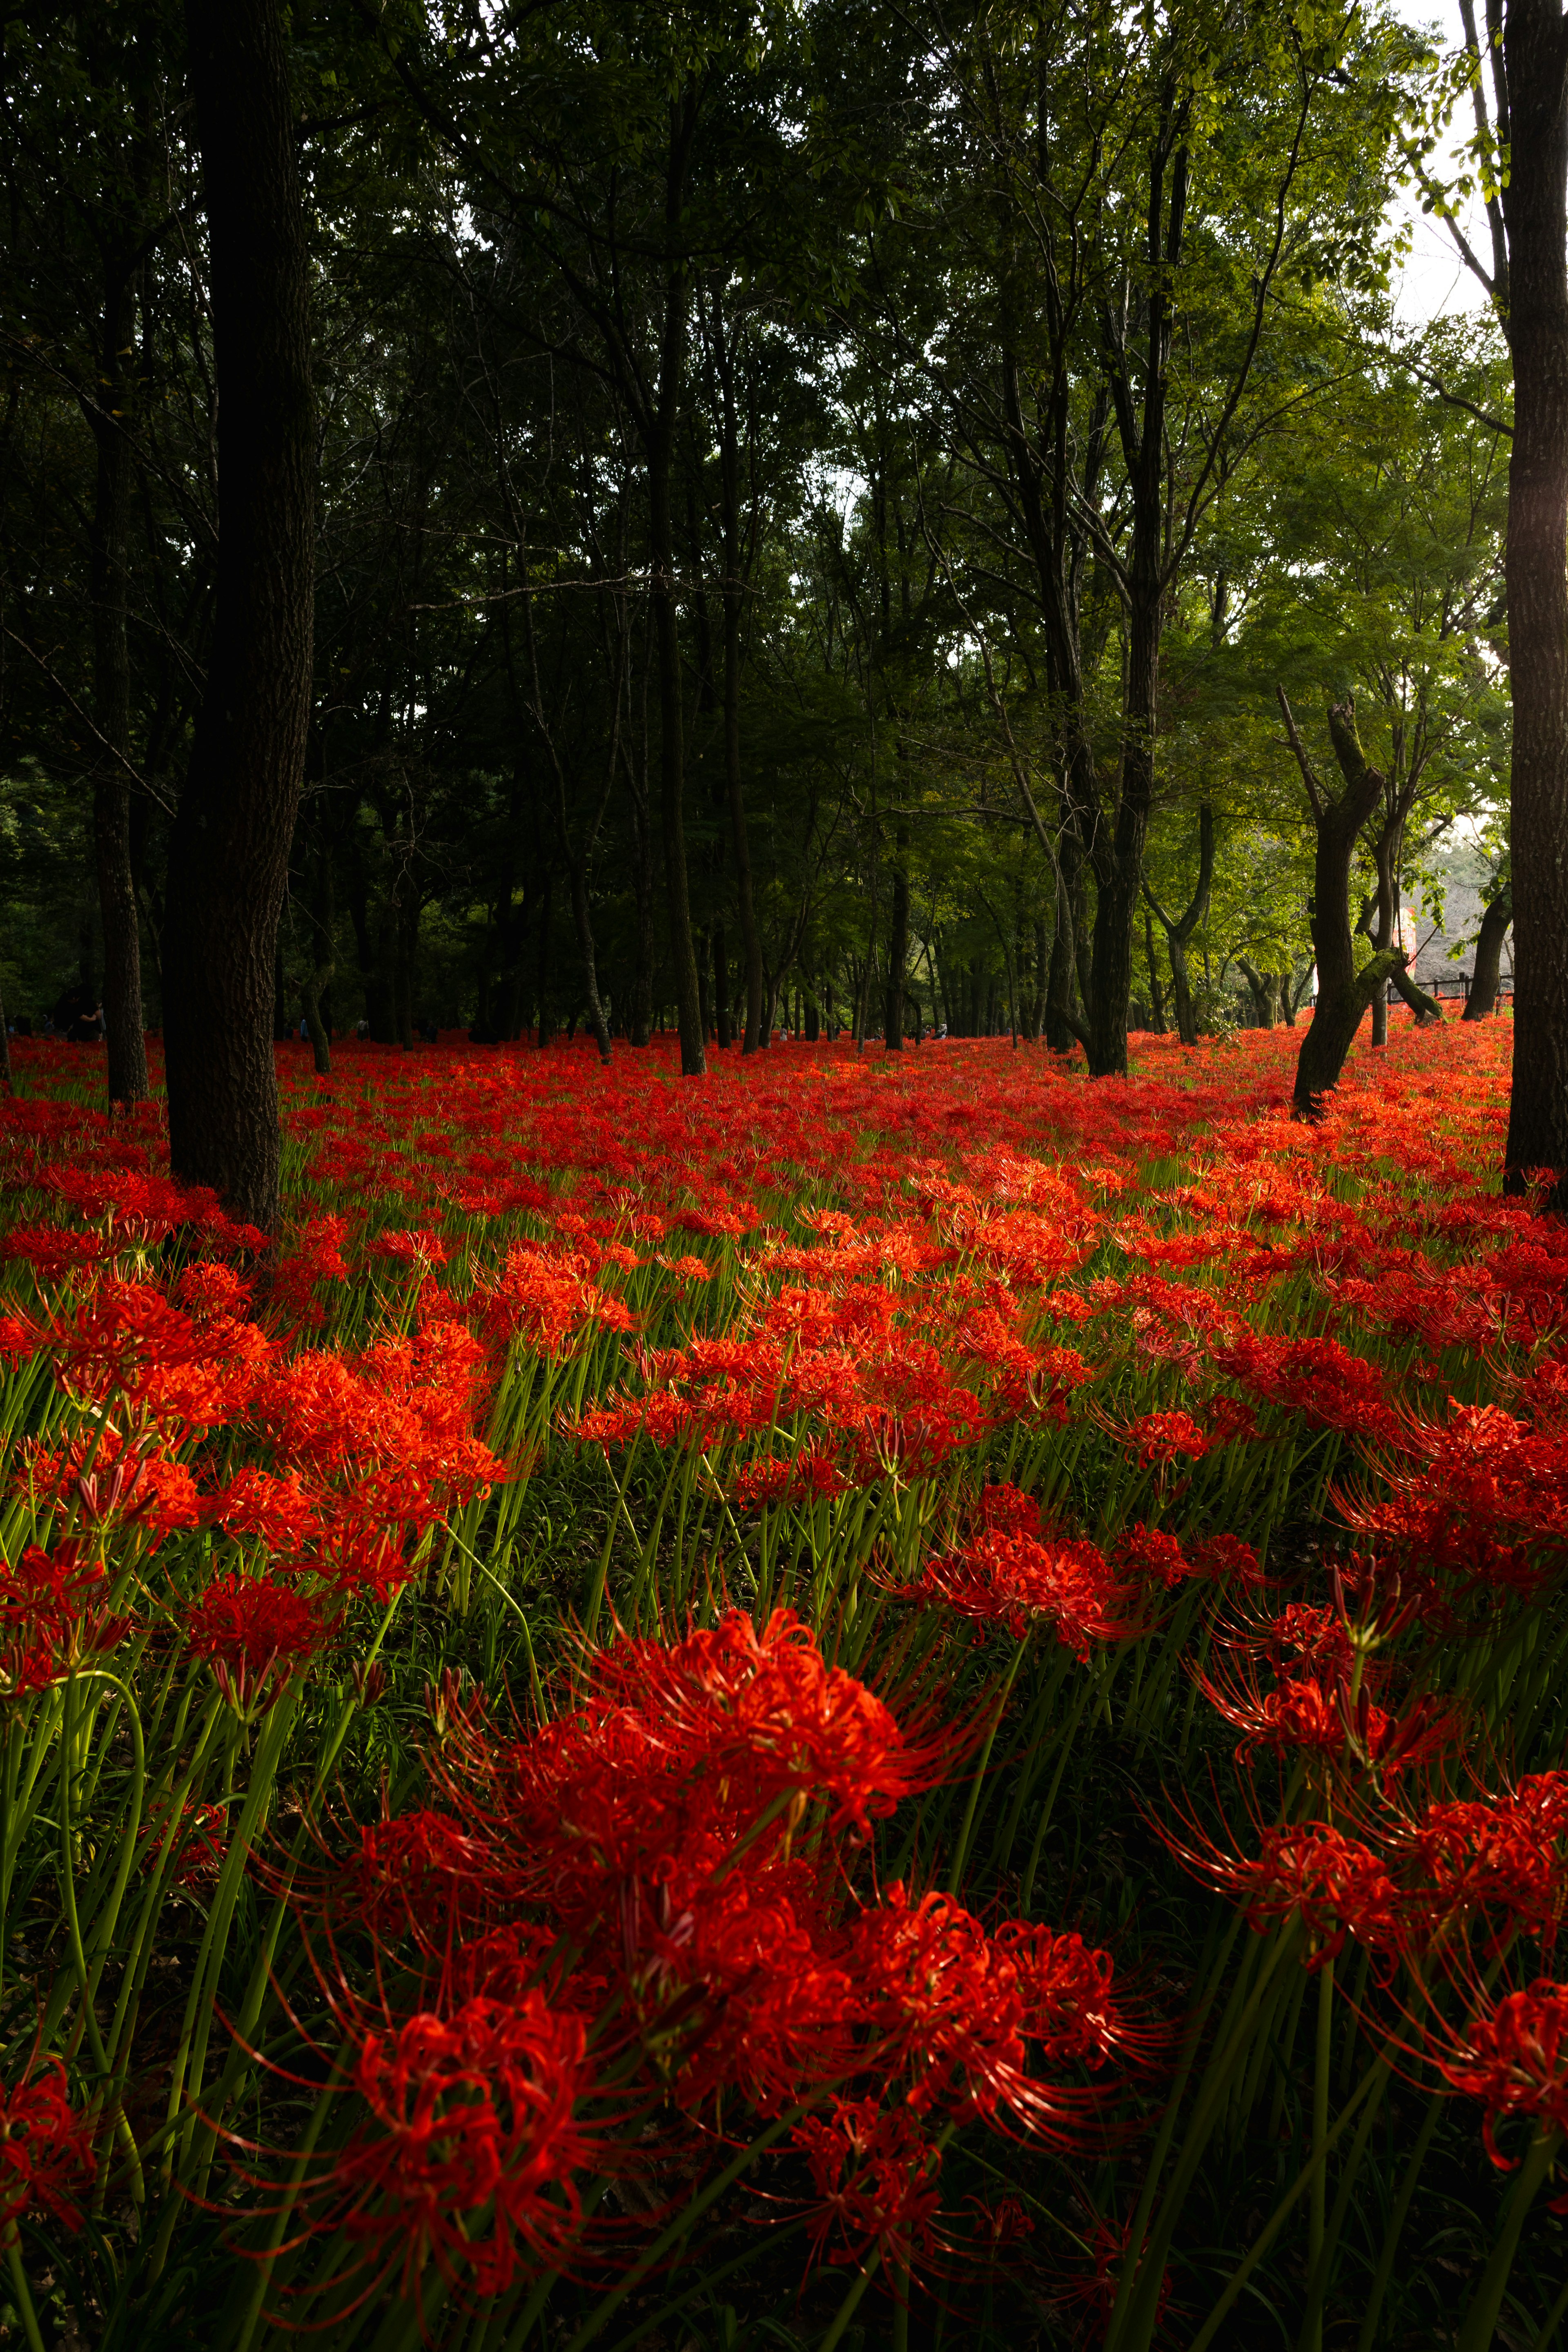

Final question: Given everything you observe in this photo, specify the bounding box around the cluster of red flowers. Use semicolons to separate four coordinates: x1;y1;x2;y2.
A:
261;1610;1141;2303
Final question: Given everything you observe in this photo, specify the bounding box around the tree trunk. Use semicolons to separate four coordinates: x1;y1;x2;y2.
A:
1279;694;1408;1118
87;259;149;1108
1501;0;1568;1195
1235;956;1275;1028
646;102;705;1079
708;295;764;1055
708;918;728;1046
1390;961;1443;1025
1464;881;1513;1019
165;0;314;1234
884;830;910;1049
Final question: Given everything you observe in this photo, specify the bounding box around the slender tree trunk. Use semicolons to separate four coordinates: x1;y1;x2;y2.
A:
87;261;149;1107
1502;0;1568;1194
165;0;314;1233
884;825;910;1049
1280;696;1407;1117
712;918;731;1046
1465;881;1513;1019
1235;956;1276;1028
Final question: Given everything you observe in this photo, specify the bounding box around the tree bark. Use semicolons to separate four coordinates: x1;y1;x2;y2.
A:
1464;880;1513;1018
705;289;764;1055
164;0;314;1234
1501;0;1568;1193
1235;955;1276;1028
1279;692;1408;1118
1143;801;1214;1044
646;96;705;1078
87;257;149;1108
884;826;911;1049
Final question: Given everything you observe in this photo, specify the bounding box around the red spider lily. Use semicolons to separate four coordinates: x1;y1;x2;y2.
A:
580;1608;947;1836
1428;1978;1568;2196
0;1537;131;1693
289;1994;597;2314
1113;1523;1192;1590
790;2098;943;2270
734;1450;847;1508
1120;1409;1209;1466
183;1572;334;1692
912;1522;1142;1658
0;2057;95;2232
1163;1811;1413;1969
1404;1775;1568;1951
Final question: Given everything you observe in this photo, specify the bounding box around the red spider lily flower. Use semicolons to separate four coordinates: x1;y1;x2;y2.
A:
0;2057;95;2232
314;1994;595;2309
0;1225;108;1282
183;1572;334;1690
790;2098;942;2270
1429;1978;1568;2194
175;1260;254;1320
1406;1775;1568;1950
0;1537;131;1693
991;1923;1138;2072
1121;1409;1209;1467
1165;1813;1413;1969
370;1229;451;1272
848;1886;1028;2122
734;1450;847;1508
1113;1523;1191;1590
583;1608;944;1837
912;1525;1141;1659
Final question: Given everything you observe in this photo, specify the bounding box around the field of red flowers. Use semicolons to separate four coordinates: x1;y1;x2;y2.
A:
0;1017;1564;2352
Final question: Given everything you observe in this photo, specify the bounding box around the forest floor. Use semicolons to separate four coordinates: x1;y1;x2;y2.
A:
0;1013;1565;2352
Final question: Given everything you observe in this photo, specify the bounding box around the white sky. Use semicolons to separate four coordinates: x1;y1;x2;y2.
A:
1390;0;1494;327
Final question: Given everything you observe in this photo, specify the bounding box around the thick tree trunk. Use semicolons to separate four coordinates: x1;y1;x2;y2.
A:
165;0;314;1234
87;263;149;1108
1501;0;1568;1194
646;105;705;1079
710;306;764;1056
1464;881;1513;1019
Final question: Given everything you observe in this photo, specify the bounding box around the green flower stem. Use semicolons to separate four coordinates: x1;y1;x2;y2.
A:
1455;2126;1564;2352
1303;1955;1334;2352
946;1638;1027;1895
3;2227;45;2352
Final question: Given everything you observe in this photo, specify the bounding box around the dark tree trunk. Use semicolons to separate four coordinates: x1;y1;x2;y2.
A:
706;291;764;1055
165;0;314;1234
1144;801;1214;1045
87;260;149;1107
713;918;731;1046
647;98;705;1078
1465;881;1513;1018
1235;956;1276;1028
1279;694;1407;1118
1501;1;1568;1192
1144;908;1169;1032
884;829;910;1049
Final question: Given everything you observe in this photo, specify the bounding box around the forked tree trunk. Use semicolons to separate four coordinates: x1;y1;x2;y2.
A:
1278;692;1408;1118
164;0;314;1235
1465;881;1513;1019
1501;0;1568;1195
